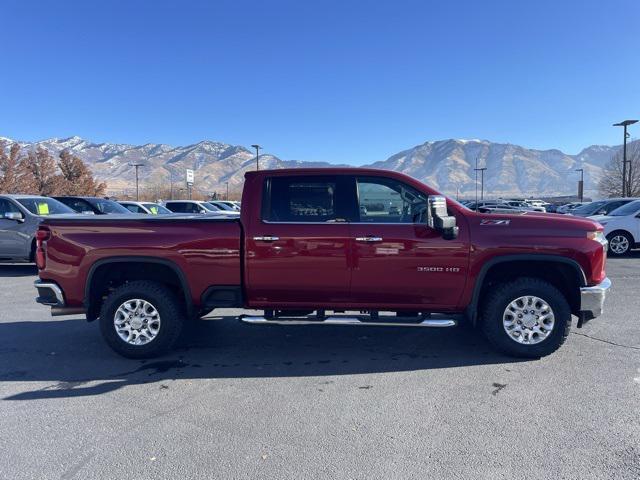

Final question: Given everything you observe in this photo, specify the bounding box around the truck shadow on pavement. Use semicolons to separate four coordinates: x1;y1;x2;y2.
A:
1;316;526;401
0;264;38;277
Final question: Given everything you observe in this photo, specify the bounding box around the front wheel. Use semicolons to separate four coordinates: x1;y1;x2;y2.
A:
99;280;185;358
607;231;633;256
480;278;571;358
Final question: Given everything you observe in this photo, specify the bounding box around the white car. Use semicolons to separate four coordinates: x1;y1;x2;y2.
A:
119;201;173;214
163;200;240;216
590;199;640;256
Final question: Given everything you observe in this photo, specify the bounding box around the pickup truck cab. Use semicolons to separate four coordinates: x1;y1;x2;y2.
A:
34;168;611;359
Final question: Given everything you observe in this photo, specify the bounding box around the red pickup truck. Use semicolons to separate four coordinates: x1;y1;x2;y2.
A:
34;168;611;359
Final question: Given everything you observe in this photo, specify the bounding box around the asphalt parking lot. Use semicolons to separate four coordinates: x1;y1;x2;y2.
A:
0;258;639;480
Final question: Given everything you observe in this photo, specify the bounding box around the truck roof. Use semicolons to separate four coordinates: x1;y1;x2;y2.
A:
245;167;408;177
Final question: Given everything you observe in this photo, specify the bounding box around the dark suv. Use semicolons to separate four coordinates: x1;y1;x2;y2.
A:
53;196;132;215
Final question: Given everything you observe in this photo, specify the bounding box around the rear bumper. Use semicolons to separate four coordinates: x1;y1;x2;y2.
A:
579;277;611;320
34;280;86;316
34;280;65;306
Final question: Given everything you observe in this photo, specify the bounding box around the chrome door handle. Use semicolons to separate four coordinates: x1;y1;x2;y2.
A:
355;236;383;242
253;236;280;242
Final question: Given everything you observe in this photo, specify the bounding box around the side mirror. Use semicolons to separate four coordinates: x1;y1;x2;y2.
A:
3;211;24;222
427;195;458;240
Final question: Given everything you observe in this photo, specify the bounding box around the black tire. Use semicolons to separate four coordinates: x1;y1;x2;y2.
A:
606;231;633;257
480;278;571;358
99;281;185;358
29;240;36;263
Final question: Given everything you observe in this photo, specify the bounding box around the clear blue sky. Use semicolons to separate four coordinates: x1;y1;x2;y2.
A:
1;0;638;165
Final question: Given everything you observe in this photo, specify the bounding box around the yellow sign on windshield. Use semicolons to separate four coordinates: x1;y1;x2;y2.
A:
37;202;50;215
150;206;159;215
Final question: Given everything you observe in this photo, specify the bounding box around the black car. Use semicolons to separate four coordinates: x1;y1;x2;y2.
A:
53;196;133;215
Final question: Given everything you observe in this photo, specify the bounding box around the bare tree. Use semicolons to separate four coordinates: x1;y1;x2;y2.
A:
598;141;640;197
57;150;106;196
23;147;60;195
0;141;33;193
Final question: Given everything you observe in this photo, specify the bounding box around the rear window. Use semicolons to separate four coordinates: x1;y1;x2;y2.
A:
16;197;74;215
262;176;340;222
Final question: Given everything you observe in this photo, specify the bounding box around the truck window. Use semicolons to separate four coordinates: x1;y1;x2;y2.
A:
263;176;339;222
356;177;427;223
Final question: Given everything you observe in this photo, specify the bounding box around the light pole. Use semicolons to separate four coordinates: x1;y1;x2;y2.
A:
251;144;262;171
575;168;584;203
613;120;638;197
130;163;144;200
225;181;229;200
474;166;487;200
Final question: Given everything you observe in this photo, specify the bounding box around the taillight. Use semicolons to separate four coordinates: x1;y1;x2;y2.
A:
35;228;50;269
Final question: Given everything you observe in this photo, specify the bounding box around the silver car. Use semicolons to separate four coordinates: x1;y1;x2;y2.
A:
0;195;76;262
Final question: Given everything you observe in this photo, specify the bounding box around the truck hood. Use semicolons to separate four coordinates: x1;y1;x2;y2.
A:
469;210;602;234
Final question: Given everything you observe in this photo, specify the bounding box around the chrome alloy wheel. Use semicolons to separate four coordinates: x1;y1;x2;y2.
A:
114;299;161;345
609;235;630;255
502;296;555;345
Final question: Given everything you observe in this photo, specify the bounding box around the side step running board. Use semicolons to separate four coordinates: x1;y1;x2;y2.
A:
239;316;456;328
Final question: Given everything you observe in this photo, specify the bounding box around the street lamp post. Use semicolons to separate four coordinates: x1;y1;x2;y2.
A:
130;163;144;200
251;144;262;171
613;120;638;197
575;168;584;203
225;181;229;200
474;166;487;200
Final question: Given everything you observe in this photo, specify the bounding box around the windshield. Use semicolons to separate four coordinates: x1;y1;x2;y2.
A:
572;201;606;215
16;197;75;215
89;199;132;214
142;203;172;214
608;200;640;216
212;202;234;211
201;202;222;212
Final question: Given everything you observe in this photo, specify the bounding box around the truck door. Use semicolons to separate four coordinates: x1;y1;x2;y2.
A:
348;176;469;310
244;175;353;307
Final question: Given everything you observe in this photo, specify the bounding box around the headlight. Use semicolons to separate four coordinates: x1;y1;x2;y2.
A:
587;230;607;246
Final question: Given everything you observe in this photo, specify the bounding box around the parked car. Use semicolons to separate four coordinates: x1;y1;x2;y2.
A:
464;201;525;214
528;199;550;209
53;196;132;215
119;201;173;214
556;202;587;214
570;198;638;218
210;200;240;211
35;168;610;360
503;200;546;212
0;195;77;262
589;199;640;256
163;200;239;216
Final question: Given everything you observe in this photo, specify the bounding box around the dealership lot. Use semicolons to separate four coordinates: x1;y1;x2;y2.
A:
0;259;639;480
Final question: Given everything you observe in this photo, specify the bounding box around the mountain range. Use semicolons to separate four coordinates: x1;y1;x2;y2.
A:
0;135;622;198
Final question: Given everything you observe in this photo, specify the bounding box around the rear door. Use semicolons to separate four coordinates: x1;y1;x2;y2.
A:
348;176;469;310
244;175;353;306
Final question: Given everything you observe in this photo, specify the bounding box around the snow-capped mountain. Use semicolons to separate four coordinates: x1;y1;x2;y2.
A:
369;139;620;197
1;136;622;197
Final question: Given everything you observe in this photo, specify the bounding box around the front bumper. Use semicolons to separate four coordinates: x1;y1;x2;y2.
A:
579;277;611;321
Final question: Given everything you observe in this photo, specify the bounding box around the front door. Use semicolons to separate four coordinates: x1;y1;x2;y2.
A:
244;175;353;307
0;199;27;258
349;176;469;311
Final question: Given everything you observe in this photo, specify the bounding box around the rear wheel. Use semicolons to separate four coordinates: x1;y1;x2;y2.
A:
99;280;185;358
607;231;633;256
481;278;571;358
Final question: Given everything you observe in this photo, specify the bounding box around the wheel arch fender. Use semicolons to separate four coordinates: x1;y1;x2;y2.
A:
84;256;194;321
466;254;587;325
